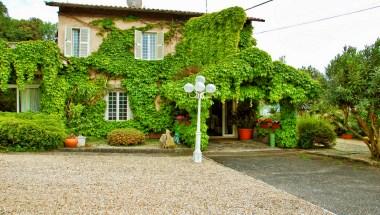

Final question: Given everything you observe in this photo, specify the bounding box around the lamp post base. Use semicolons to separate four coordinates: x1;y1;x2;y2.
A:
193;150;202;163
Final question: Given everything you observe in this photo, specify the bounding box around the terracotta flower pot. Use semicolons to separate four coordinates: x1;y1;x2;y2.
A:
341;134;353;139
64;138;78;148
239;128;253;140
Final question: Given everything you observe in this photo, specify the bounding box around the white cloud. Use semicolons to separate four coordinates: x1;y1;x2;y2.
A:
2;0;380;72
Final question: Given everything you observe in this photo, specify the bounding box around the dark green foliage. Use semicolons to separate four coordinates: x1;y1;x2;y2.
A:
326;39;380;159
327;47;363;107
0;112;66;151
0;3;56;41
297;115;336;149
0;17;57;42
0;2;7;17
234;101;257;128
107;128;145;145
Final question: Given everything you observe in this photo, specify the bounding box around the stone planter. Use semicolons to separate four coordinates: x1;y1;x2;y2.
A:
77;135;86;147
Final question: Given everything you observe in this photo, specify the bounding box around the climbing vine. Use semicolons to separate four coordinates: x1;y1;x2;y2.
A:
0;7;319;149
0;40;12;91
276;102;297;148
12;41;61;90
239;22;257;49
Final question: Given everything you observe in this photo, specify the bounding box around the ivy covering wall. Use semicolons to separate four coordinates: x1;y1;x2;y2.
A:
0;7;319;149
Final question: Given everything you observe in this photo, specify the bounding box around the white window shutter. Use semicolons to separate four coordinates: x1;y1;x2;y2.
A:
104;93;109;121
64;27;72;57
134;30;142;59
79;28;90;57
156;32;164;60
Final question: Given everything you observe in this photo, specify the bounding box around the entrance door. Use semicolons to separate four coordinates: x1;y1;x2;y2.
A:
223;100;235;137
207;100;236;137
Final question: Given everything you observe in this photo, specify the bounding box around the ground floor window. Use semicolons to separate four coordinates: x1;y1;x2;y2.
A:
0;85;41;112
105;91;132;121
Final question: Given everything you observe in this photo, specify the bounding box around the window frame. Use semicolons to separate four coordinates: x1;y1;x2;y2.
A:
7;84;40;113
142;32;157;60
71;28;81;57
64;27;90;58
104;91;132;121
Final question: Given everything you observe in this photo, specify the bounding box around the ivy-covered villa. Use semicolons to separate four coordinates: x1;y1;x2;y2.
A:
0;1;318;149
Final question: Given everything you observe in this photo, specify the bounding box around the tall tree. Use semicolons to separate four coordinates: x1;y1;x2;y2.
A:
297;66;328;114
0;2;8;17
326;40;380;159
0;2;56;41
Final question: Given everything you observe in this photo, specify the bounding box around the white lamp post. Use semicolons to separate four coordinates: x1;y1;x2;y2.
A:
184;75;216;163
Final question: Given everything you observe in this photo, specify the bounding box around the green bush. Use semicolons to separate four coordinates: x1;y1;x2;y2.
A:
0;112;66;151
107;128;145;146
297;115;336;149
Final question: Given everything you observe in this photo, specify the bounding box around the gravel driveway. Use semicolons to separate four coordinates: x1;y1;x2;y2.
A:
0;153;332;214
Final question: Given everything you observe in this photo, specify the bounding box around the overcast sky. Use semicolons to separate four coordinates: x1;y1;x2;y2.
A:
3;0;380;72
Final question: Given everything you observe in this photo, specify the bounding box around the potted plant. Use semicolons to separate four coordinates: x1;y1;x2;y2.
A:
341;130;353;139
64;133;78;148
234;102;257;140
259;118;272;129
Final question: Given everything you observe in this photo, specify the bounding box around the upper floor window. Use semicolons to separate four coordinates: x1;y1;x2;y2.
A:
134;30;164;60
64;27;90;57
142;32;156;60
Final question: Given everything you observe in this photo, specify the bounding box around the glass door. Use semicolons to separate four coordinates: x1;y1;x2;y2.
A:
207;100;223;136
222;100;236;137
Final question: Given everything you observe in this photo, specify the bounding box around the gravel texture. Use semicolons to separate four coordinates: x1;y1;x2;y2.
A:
0;153;332;214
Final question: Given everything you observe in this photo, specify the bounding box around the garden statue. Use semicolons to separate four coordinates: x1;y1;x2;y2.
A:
159;129;176;149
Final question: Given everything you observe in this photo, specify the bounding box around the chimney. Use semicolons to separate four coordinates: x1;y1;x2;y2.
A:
127;0;143;8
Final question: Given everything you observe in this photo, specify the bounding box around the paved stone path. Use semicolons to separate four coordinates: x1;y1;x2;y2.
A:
0;153;332;214
206;139;280;153
307;138;379;166
334;138;370;153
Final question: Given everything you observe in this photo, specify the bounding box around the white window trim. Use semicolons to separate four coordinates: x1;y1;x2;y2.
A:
7;84;40;113
65;27;90;58
104;91;133;121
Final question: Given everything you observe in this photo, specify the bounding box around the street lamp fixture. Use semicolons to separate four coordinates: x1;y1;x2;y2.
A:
183;75;216;163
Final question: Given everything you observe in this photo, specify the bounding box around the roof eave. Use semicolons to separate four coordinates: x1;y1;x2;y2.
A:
45;1;265;22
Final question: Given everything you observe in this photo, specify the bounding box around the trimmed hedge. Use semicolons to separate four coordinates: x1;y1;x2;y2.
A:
0;112;66;150
297;115;336;149
107;128;145;146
